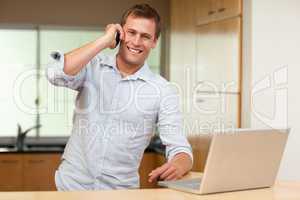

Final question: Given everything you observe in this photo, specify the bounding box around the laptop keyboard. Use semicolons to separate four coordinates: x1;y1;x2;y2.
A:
160;178;202;190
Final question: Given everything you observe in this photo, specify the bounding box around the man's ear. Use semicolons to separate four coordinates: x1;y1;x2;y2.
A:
151;38;158;49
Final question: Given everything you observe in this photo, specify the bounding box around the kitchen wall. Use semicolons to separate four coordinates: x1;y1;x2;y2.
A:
242;0;300;180
0;0;170;28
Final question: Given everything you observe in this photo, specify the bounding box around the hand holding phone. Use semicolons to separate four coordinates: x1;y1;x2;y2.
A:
105;24;124;49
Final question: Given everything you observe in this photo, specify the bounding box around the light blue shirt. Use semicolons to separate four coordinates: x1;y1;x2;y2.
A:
46;51;193;191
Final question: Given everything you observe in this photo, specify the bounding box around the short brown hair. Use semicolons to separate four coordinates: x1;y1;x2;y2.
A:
120;4;161;39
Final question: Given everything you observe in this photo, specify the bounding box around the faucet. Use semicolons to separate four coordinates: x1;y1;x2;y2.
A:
16;123;41;151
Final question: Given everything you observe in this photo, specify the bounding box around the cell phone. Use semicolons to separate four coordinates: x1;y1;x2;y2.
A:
115;31;120;47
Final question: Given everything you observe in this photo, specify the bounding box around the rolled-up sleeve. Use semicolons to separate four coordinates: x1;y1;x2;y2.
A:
157;84;193;163
46;51;87;91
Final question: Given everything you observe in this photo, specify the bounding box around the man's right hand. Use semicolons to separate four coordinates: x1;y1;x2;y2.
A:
63;23;125;76
104;24;125;49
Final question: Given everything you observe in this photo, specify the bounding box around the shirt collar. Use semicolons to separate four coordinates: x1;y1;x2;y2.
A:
102;53;153;82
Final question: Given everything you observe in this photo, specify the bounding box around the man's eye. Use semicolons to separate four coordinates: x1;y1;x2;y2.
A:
143;35;151;40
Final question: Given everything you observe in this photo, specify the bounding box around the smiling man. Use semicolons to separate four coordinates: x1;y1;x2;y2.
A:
46;4;193;191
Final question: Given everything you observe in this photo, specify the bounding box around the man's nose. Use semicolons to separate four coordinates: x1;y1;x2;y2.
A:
132;35;142;46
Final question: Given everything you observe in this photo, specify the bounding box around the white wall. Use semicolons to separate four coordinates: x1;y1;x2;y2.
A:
242;0;300;180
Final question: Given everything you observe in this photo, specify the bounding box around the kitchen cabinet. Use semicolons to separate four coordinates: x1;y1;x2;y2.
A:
0;154;23;191
196;0;242;25
185;93;240;129
188;135;212;172
23;154;61;191
139;153;158;188
0;149;208;191
196;0;215;25
0;152;168;191
170;0;242;130
193;16;241;127
139;153;167;188
0;153;61;191
196;17;241;92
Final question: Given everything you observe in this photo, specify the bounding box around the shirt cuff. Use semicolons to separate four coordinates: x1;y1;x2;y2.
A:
46;51;87;89
166;146;194;165
47;51;82;81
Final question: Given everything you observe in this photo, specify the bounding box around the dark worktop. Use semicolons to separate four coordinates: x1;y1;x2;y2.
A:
0;135;165;154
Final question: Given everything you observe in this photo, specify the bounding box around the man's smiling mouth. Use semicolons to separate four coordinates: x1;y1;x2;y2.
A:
127;46;143;54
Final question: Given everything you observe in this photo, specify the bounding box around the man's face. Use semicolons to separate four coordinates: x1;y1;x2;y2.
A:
118;14;157;68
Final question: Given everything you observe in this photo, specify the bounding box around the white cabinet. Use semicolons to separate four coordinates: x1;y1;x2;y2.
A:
196;17;241;93
170;0;242;131
184;93;239;133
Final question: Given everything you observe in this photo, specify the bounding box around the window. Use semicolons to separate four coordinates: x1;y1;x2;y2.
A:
0;28;37;137
0;26;162;137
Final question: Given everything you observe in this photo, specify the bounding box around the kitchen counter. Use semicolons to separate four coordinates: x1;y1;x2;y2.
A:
0;146;65;154
0;135;165;154
0;172;299;200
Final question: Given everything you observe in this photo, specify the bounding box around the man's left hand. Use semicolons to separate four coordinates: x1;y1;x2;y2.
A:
148;153;192;182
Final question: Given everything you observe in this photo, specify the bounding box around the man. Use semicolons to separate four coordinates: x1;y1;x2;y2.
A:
46;4;193;191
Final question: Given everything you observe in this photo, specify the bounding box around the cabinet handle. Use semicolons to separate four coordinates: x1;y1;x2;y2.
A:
196;99;205;103
218;8;226;12
208;11;215;15
0;160;19;164
28;160;45;164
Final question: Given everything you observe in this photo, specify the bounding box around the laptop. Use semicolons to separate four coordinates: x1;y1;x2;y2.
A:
158;128;290;194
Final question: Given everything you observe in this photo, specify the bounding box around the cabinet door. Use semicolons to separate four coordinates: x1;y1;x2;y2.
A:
184;93;240;133
196;0;216;25
214;0;241;21
0;154;23;191
139;153;167;189
139;153;157;188
196;0;241;25
188;135;212;172
196;17;241;93
23;153;61;191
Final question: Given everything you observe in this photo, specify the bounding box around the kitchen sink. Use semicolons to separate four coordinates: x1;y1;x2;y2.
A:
0;146;18;152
